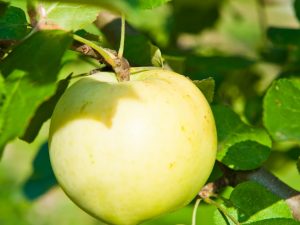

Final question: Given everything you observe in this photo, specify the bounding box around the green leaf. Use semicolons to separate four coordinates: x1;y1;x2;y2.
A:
23;142;57;200
193;77;215;103
267;27;300;46
40;0;170;14
214;182;293;225
294;0;300;22
230;182;292;222
40;2;100;31
263;78;300;142
0;70;56;156
212;105;271;170
0;30;72;156
21;75;71;143
245;218;300;225
0;30;72;81
0;6;28;40
41;0;132;13
150;44;163;67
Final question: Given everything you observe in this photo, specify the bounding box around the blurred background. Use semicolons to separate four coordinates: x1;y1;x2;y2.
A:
1;0;300;224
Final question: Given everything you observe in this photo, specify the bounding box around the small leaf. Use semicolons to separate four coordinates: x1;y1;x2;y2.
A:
245;218;300;225
21;75;72;143
150;44;163;67
40;2;100;31
263;78;300;142
23;143;57;200
193;78;215;103
213;105;271;170
0;6;28;40
213;182;293;225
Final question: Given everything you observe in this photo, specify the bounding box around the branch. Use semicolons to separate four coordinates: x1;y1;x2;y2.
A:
199;166;300;221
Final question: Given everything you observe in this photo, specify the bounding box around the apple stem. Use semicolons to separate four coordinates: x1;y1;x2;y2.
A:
73;34;117;68
204;198;241;225
118;13;126;59
192;198;202;225
73;34;130;82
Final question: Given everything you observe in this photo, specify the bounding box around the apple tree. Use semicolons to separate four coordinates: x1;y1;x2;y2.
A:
0;0;300;225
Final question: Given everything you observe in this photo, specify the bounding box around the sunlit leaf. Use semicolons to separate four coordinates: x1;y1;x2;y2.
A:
40;2;100;31
263;78;300;142
214;182;293;225
0;30;72;157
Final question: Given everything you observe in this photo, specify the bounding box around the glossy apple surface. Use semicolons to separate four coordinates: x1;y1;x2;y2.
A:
49;69;217;225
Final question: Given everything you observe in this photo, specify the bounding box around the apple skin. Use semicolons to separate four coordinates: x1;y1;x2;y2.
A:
49;69;217;225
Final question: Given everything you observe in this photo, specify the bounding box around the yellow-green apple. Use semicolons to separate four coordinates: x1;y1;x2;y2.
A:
49;69;217;225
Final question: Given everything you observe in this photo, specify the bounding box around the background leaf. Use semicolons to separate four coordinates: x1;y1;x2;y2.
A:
213;105;271;170
263;78;300;142
170;0;222;37
184;55;255;80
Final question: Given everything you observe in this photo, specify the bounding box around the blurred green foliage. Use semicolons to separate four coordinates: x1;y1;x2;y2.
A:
0;0;300;224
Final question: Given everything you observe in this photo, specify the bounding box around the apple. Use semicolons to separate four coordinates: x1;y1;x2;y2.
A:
49;69;217;225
